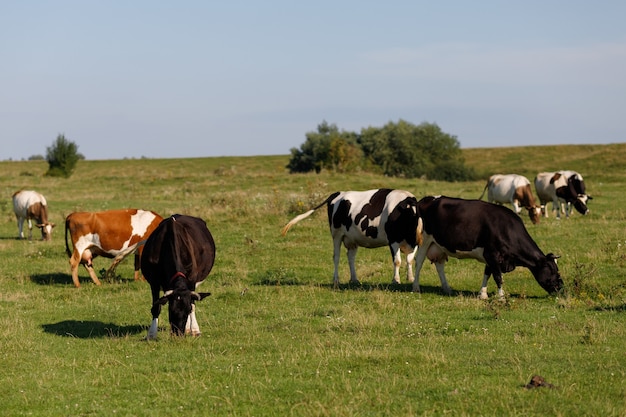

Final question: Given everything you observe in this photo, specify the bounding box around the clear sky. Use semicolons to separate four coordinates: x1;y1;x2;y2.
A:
2;1;625;160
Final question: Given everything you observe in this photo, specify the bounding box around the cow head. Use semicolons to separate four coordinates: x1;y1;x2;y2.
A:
155;289;211;336
528;207;541;224
37;222;55;241
568;176;592;215
533;253;563;294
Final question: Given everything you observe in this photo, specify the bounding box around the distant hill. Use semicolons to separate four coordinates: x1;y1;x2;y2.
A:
462;143;626;182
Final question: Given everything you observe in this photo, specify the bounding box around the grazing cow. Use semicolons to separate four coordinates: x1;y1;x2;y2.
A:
12;190;55;240
479;174;541;224
534;171;592;218
413;196;563;298
65;209;163;287
281;189;421;286
141;214;215;339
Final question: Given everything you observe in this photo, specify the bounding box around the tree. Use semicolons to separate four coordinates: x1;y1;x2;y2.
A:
287;121;362;173
359;120;476;180
287;119;477;181
45;134;80;178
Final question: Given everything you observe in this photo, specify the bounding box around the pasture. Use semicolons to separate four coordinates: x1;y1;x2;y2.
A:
0;144;625;416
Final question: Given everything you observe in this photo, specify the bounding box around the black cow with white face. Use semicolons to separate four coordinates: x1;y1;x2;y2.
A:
282;189;421;286
413;196;563;298
141;214;216;339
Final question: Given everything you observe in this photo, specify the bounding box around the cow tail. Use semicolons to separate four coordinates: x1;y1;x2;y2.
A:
64;215;72;258
416;217;423;247
281;193;336;236
478;181;489;200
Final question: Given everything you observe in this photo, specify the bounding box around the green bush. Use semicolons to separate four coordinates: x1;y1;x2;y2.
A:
45;134;80;178
287;121;361;173
287;120;476;181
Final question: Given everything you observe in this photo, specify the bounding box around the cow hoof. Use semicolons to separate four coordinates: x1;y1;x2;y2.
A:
479;293;489;300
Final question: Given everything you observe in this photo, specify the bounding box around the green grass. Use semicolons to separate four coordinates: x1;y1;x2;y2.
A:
0;145;625;416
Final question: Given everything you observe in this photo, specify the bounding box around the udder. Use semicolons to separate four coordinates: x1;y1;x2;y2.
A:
427;244;448;263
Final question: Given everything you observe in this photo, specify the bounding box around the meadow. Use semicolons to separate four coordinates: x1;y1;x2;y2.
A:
0;144;625;416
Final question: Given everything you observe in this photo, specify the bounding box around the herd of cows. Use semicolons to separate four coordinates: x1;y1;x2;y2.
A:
10;170;591;338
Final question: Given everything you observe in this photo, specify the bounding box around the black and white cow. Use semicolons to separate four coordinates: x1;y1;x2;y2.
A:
12;190;55;240
413;196;563;298
281;189;421;286
141;214;216;339
534;171;592;218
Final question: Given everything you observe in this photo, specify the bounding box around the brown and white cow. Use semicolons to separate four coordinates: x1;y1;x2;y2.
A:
281;189;421;286
65;209;163;287
12;190;55;240
413;196;563;298
534;171;592;218
479;174;541;224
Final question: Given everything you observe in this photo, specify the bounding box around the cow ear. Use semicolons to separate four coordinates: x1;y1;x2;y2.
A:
155;296;169;306
546;253;560;263
50;222;56;228
192;292;211;301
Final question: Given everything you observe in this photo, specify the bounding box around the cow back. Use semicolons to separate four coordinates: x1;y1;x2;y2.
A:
418;196;542;267
142;214;216;289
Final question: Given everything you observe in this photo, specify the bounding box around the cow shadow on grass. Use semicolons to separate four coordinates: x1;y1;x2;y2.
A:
322;282;547;299
30;273;74;285
30;273;135;286
42;320;145;339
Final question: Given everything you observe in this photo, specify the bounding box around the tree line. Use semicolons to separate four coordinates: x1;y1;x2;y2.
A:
287;120;478;181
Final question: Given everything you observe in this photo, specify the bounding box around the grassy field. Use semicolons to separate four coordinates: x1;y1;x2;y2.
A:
0;144;625;416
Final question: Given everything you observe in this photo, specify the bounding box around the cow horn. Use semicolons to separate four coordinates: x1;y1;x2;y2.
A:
163;290;174;297
192;291;211;301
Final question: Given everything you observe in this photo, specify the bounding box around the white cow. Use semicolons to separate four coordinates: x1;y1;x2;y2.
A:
12;190;55;240
479;174;541;224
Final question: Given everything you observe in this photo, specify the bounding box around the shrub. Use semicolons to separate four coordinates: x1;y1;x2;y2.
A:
45;134;81;178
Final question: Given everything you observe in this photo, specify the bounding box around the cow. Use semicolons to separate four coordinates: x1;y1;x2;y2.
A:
478;174;541;224
141;214;216;339
281;189;421;287
534;171;592;218
65;209;163;287
12;190;55;241
413;196;563;299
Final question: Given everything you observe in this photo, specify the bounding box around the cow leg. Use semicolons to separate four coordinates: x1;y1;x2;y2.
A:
27;219;33;240
390;245;402;284
147;286;164;340
69;252;83;287
332;237;342;287
16;217;25;239
83;264;102;286
412;244;429;293
346;247;360;285
512;200;522;214
479;266;492;299
434;261;452;295
405;247;416;284
133;253;144;281
553;198;562;219
493;273;505;299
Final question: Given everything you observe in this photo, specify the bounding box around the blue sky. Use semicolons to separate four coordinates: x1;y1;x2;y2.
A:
2;1;625;160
